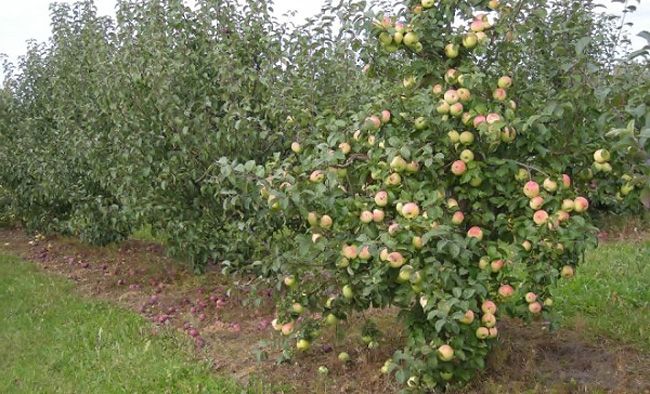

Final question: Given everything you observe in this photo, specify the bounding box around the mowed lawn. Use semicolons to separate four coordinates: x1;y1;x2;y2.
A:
0;254;241;394
553;239;650;351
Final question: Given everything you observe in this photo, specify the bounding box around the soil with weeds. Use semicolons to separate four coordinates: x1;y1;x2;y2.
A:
1;228;648;393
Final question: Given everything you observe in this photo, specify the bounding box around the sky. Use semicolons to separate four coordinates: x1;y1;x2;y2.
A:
1;0;649;68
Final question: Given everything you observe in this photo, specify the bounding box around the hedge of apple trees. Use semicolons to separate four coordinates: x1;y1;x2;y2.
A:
0;0;649;390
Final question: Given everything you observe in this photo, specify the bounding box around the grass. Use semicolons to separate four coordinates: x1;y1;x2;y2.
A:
553;239;650;351
0;254;242;394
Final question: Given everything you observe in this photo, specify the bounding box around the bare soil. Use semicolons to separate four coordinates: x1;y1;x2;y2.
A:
1;228;648;394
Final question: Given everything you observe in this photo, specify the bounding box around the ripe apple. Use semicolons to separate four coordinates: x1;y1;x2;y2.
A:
401;202;420;219
403;32;419;47
436;100;450;114
358;246;371;260
533;210;549;225
524;292;537;303
462;33;478;49
292;303;304;314
486;113;501;124
281;321;294;336
320;215;333;229
379;110;391;124
388;222;400;235
493;88;507;101
498;76;512;89
309;170;325;183
375;191;388;207
284;275;297;288
341;244;358;259
451;211;465;225
360;210;373;224
593;149;610;163
459;131;475;145
482;300;497;314
556;210;570;222
437;344;454;361
460;310;475;324
363;115;381;131
488;0;500;9
490;259;504;273
387;252;405;268
449;103;464;116
372;209;385;223
473;115;487;128
339;142;351;154
543;178;558;192
445;43;459;58
432;84;443;95
528;302;542;314
481;313;496;328
451;160;467;176
498;284;514;298
573;196;589;213
476;326;489;339
444;89;459;105
385;173;402;186
412;236;423;249
470;19;485;32
457;88;471;102
342;285;353;299
529;196;544;210
414;116;427;130
560;265;574;279
523;181;540;198
291;142;302;153
444;68;458;84
488;327;498;338
467;226;483;240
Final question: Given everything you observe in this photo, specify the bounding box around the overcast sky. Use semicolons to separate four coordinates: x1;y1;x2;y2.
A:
1;0;649;66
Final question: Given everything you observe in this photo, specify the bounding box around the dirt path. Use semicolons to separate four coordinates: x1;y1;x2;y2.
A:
1;228;648;393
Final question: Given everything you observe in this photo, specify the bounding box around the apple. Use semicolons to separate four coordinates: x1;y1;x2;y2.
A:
593;149;610;163
360;210;373;224
444;68;458;84
414;116;427;130
556;210;570;222
341;244;358;259
291;142;302;153
501;127;516;142
388;222;400;235
309;170;325;183
338;352;350;362
452;310;474;326
462;112;473;125
421;0;435;8
451;160;467;175
342;285;354;299
406;161;420;173
436;100;450;114
533;210;549;225
403;75;416;89
462;33;478;49
450;103;464;116
544;298;554;307
339;142;351;154
524;292;537;303
372;209;385;223
457;88;471;102
482;313;496;328
522;240;532;251
437;344;454;361
470;19;485;32
478;256;490;270
320;215;333;229
397;265;414;283
445;43;459;58
375;191;388;207
523;181;540;198
387;251;405;268
451;211;465;225
358;246;372;260
488;327;498;338
498;284;514;298
559;199;575;212
307;212;318;227
515;168;528;181
460;149;474;163
318;366;329;375
476;326;489;339
380;110;391;124
543;178;558;192
401;202;420;219
432;84;443;95
498;76;512;89
528;302;542;314
379;248;389;261
482;300;497;314
403;32;419;47
394;21;405;32
447;198;459;210
459;131;475;145
412;236;424;249
529;196;544;210
378;32;393;46
486;113;501;124
281;321;294;336
444;90;459;104
292;303;304;314
363;115;381;131
560;265;574;279
491;259;504;273
476;31;488;44
573;196;589;213
467;226;483;240
385;173;402;186
493;88;507;101
284;275;297;288
488;0;500;9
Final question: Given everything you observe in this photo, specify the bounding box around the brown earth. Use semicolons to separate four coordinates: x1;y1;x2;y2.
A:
1;227;648;394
